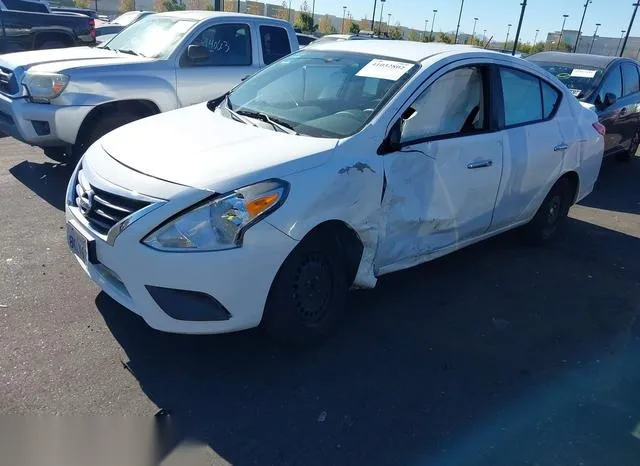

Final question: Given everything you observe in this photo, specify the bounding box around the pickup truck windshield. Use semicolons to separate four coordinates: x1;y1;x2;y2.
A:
102;16;196;59
226;50;418;138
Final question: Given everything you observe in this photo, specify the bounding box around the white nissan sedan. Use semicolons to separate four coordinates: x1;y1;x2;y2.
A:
65;41;604;345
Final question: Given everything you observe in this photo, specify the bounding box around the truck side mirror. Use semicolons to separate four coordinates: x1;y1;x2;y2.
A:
187;45;209;63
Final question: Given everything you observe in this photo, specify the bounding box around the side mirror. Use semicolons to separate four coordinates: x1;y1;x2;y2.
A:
603;92;617;107
378;107;416;155
187;44;209;63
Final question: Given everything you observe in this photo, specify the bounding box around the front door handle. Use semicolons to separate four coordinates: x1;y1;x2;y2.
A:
467;160;493;169
554;143;569;152
620;107;628;116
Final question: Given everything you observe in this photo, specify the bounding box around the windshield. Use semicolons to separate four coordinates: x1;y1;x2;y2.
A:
532;61;604;99
225;50;418;138
102;15;196;59
113;11;141;26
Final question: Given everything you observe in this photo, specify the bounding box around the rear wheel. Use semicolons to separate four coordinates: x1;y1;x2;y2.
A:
521;178;572;244
262;234;349;346
72;111;140;160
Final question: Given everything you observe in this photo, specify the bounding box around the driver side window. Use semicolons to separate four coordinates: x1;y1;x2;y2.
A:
401;66;486;143
598;65;622;104
186;23;252;67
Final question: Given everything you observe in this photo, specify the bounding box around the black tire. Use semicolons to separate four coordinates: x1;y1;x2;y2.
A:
521;178;572;245
72;111;140;159
262;234;349;346
617;132;639;162
38;41;66;50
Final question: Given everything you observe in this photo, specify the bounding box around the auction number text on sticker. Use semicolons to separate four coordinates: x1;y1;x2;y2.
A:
570;68;598;78
356;59;414;81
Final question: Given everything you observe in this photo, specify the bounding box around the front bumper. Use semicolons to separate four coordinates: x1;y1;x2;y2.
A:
65;169;299;334
0;93;91;147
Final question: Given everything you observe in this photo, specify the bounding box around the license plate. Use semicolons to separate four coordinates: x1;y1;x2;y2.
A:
67;222;90;265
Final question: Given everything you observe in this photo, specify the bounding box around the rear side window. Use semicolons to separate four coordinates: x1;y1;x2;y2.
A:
500;67;543;126
622;62;640;95
260;26;291;65
598;65;622;103
541;82;561;118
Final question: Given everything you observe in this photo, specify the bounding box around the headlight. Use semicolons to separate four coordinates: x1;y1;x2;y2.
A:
143;180;289;251
22;72;69;103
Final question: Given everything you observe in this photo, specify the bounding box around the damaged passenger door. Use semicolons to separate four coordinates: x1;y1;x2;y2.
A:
375;64;503;272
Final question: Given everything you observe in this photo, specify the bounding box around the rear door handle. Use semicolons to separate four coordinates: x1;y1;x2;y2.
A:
467;160;493;169
554;143;569;152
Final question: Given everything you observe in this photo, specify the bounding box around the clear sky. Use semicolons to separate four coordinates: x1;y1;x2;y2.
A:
305;0;638;43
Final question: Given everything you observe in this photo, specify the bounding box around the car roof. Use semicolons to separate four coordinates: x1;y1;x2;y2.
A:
156;10;288;23
307;40;486;63
527;51;628;68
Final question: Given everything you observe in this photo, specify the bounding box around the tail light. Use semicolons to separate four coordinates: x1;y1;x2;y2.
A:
89;19;96;40
593;122;606;136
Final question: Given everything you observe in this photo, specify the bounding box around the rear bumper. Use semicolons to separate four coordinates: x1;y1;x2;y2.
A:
0;93;91;147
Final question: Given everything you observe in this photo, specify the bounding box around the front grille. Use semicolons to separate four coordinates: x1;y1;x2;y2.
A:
0;67;18;95
75;169;151;235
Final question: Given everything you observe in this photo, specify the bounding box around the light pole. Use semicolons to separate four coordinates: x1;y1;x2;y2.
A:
342;6;347;33
589;22;601;54
387;13;392;35
378;0;386;36
311;0;315;32
483;29;487;45
505;23;512;49
511;0;527;55
371;0;377;31
454;0;465;44
557;14;569;50
574;1;592;53
620;2;640;57
430;9;437;41
534;29;540;44
617;29;626;55
472;17;478;44
423;19;429;41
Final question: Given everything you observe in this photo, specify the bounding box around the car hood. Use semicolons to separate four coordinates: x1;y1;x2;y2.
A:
0;46;148;74
99;103;339;192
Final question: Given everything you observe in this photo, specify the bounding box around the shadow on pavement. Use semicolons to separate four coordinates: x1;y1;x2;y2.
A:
9;159;74;211
95;216;640;466
580;155;640;215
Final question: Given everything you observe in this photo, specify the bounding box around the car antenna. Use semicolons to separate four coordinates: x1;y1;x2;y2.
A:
484;35;494;49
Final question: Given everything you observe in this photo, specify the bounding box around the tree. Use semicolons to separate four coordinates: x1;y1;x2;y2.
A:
74;0;91;8
349;22;360;34
407;29;420;42
276;1;289;20
389;22;403;40
299;0;309;12
186;0;210;9
359;15;369;31
295;11;316;33
119;0;135;12
318;14;336;34
162;0;185;10
223;0;236;11
438;32;453;44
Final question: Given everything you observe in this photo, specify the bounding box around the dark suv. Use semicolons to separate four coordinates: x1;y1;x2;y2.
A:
527;52;640;161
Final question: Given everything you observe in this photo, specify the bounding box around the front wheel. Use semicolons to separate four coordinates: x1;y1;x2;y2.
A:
72;111;140;160
521;178;572;245
262;234;349;347
617;132;639;162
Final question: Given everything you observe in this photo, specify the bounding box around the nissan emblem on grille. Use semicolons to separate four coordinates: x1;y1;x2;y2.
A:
77;185;94;216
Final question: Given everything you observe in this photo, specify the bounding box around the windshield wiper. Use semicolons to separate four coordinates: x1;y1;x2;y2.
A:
226;106;259;127
237;110;299;135
117;48;144;57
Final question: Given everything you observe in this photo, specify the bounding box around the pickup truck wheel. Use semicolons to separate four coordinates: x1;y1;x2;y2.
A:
262;234;348;347
521;178;571;245
73;111;140;159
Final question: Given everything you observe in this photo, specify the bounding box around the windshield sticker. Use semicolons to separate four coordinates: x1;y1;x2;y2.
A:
570;68;598;78
569;88;581;97
356;59;413;81
170;21;194;34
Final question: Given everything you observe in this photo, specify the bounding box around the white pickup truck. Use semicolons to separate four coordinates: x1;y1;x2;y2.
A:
0;11;298;160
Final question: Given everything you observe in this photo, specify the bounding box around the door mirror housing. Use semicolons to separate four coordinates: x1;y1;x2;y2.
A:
187;44;209;63
603;92;617;108
378;107;417;155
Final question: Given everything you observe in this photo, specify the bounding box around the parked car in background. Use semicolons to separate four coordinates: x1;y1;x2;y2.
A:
528;52;640;160
96;10;154;37
65;41;603;345
296;32;316;48
0;0;96;52
50;6;105;25
0;11;297;159
306;32;385;47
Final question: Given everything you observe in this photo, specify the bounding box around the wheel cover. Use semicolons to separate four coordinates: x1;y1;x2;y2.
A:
292;253;333;324
546;193;563;225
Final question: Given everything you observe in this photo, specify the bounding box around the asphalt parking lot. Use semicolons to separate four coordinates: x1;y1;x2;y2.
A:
1;137;639;465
